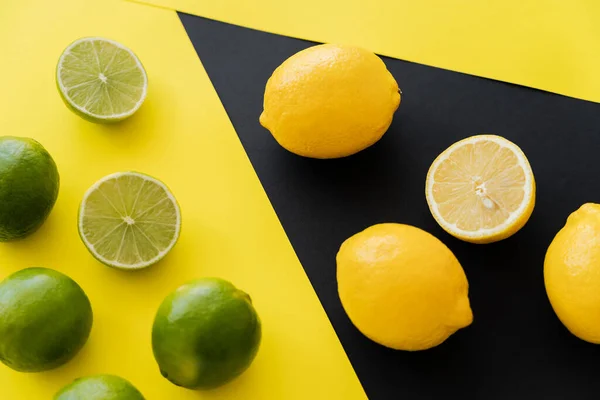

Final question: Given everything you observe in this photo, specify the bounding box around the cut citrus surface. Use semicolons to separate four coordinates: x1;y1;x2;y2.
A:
425;135;535;244
56;37;148;123
78;172;181;270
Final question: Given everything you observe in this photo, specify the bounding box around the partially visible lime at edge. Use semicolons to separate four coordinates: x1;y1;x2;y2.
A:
0;136;59;241
0;267;93;372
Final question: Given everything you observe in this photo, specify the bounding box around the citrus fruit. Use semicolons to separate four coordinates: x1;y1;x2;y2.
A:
56;37;148;123
0;267;92;372
544;203;600;343
337;223;472;351
152;278;261;389
78;172;181;270
0;136;59;241
260;44;400;159
426;134;535;244
55;374;145;400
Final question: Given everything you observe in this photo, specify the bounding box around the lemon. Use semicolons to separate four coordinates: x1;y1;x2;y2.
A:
152;278;261;389
78;172;181;270
260;44;400;159
336;223;472;351
56;37;148;124
426;134;535;244
55;374;145;400
544;203;600;343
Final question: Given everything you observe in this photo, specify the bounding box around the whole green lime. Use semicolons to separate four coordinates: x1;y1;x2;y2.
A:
0;267;93;372
152;278;261;389
55;374;145;400
0;136;59;241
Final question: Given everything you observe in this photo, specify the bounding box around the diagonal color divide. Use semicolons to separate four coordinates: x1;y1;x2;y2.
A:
178;12;600;400
0;0;365;398
129;0;600;103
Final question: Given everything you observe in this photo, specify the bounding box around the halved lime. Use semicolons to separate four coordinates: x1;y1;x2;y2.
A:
56;37;148;123
78;172;181;270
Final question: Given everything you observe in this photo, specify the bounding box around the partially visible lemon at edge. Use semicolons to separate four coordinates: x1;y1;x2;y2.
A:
545;203;600;343
336;223;472;351
0;136;59;241
260;44;400;159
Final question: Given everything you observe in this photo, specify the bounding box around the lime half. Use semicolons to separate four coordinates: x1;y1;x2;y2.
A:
56;37;148;123
78;172;181;270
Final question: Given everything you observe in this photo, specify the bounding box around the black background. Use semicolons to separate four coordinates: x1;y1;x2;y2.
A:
181;13;600;399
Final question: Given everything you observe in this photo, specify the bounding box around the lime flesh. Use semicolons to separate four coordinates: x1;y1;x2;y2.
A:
152;278;261;389
0;267;93;372
56;37;147;123
0;136;59;241
78;172;181;270
55;374;145;400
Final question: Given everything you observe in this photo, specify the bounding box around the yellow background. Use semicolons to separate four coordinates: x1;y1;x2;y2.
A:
131;0;600;103
0;0;366;398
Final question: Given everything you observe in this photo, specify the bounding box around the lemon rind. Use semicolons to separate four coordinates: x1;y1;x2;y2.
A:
56;37;148;122
78;171;181;270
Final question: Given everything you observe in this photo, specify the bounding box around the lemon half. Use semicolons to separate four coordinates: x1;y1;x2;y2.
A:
426;135;535;244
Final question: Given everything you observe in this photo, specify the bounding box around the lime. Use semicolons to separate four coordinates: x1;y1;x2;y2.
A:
0;267;93;372
55;374;145;400
56;37;148;123
78;172;181;270
152;278;261;389
0;136;59;241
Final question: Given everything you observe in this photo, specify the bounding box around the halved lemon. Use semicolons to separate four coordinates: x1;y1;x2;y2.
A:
425;135;535;244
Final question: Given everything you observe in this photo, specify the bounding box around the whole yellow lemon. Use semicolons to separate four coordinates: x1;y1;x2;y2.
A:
336;223;472;351
260;44;400;159
545;203;600;343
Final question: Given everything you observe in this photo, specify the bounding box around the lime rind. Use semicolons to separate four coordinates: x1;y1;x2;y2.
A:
56;37;148;123
78;172;181;270
55;374;145;399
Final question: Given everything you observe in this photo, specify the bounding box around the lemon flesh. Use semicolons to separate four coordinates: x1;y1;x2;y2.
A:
426;134;535;243
78;172;181;270
56;37;147;123
0;136;59;241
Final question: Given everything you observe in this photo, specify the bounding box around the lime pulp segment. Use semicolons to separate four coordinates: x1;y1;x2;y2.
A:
79;172;181;269
56;37;147;122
